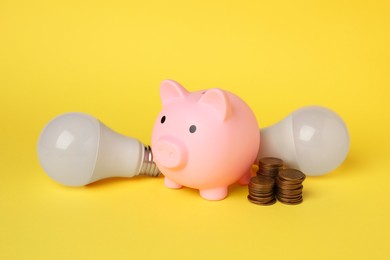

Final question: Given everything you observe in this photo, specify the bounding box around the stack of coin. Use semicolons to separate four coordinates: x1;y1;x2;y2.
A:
257;157;284;178
247;175;276;206
276;169;306;205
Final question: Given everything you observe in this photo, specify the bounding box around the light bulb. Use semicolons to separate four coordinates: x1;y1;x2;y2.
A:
37;113;160;186
258;106;350;176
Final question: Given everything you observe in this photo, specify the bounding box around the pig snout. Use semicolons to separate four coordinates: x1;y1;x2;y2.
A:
153;137;188;170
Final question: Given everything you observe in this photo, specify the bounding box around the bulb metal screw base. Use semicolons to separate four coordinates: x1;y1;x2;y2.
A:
139;145;161;177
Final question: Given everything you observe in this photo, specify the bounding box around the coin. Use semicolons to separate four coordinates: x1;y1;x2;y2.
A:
276;193;302;199
276;178;303;189
257;157;284;178
259;157;284;167
250;175;275;187
247;195;276;206
247;175;276;206
249;190;274;197
277;197;303;205
277;187;303;195
248;159;307;206
275;168;306;205
278;169;306;182
248;195;274;203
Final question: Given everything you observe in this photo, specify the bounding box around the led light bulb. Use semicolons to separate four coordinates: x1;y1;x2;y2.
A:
37;113;160;186
258;106;350;176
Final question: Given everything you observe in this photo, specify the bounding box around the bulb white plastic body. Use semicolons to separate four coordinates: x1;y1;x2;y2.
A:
258;106;350;176
37;113;159;186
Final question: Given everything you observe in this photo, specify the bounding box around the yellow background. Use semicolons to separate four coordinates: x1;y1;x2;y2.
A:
1;0;389;259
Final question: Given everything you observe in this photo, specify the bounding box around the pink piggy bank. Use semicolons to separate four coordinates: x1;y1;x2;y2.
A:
151;80;260;200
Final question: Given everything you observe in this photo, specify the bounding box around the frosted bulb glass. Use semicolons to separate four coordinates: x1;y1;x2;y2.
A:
37;113;160;186
258;106;350;176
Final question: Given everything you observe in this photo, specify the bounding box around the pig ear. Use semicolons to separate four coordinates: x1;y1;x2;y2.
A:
160;80;189;106
199;89;231;121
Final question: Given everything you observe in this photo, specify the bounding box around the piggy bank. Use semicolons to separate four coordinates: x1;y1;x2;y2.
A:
151;80;260;200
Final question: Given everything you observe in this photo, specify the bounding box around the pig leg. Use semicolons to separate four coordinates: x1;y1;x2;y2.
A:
238;172;251;185
199;187;228;201
164;177;183;189
237;168;253;185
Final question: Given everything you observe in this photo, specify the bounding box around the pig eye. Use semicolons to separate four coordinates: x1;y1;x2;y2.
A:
189;125;197;133
160;116;166;124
